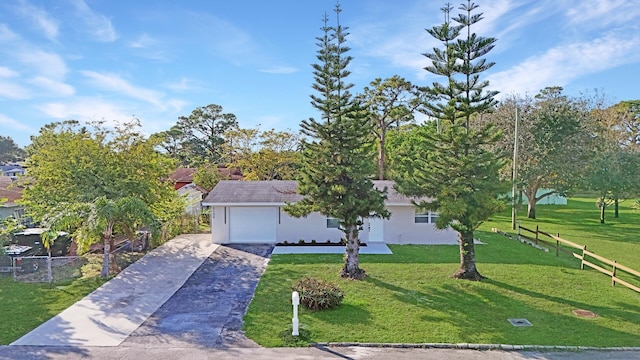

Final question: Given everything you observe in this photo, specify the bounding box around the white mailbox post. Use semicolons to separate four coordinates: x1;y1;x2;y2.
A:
291;291;300;336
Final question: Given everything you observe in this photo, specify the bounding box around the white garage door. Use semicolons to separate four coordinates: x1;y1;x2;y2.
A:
230;207;277;243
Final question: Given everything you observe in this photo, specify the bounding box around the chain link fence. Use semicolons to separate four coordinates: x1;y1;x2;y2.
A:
0;255;85;283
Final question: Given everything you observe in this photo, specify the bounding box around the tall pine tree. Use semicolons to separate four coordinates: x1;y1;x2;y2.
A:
284;4;388;280
392;1;506;280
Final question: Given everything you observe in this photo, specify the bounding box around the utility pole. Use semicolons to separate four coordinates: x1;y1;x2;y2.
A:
511;107;519;230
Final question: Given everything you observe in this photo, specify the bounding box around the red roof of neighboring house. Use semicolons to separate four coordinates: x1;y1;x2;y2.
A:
169;168;195;183
0;176;22;205
0;176;12;188
219;167;243;180
169;167;243;189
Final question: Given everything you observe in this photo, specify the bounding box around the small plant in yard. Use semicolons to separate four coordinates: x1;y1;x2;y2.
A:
292;277;344;311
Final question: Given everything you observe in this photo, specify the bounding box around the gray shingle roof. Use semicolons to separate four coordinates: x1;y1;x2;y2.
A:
201;180;422;205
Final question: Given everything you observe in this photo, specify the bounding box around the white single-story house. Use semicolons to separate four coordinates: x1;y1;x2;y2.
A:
201;180;458;245
177;183;208;216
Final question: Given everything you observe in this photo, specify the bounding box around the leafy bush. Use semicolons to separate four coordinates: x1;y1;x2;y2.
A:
292;277;344;311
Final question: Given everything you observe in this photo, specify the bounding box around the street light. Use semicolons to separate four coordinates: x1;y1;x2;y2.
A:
511;106;519;230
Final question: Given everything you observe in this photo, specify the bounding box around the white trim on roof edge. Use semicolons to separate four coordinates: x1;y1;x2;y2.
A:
201;202;287;207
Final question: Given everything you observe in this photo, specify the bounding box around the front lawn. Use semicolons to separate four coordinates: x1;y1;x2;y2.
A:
0;276;106;344
0;251;143;345
244;198;640;347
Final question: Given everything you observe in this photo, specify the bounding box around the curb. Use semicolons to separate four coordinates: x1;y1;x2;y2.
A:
310;342;640;351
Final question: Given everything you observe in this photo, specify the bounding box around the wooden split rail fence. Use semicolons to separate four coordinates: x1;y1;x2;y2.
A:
516;225;640;294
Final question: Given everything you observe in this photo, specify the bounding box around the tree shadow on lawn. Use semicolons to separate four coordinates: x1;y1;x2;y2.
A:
485;278;640;324
307;303;372;326
365;275;640;346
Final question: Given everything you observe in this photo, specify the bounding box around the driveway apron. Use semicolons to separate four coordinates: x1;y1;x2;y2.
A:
120;243;273;349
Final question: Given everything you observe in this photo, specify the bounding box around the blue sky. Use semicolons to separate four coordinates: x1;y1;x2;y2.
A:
1;0;639;147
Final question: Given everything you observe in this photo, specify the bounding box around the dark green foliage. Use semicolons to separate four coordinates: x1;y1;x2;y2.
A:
284;4;389;279
361;76;423;179
153;104;238;166
391;1;505;280
586;149;640;223
0;136;26;163
293;277;344;311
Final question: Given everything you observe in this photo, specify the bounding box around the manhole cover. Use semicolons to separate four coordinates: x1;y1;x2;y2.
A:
573;309;598;318
508;318;532;326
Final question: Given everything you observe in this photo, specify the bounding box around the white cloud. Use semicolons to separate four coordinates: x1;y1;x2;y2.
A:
71;0;117;42
0;113;32;132
0;66;19;78
0;80;31;99
16;0;59;41
0;24;19;42
166;77;193;92
565;0;640;28
259;66;299;74
487;31;640;97
186;12;261;65
127;33;169;61
38;98;132;126
128;33;156;49
28;76;74;96
166;99;188;112
467;0;515;36
80;70;165;107
15;49;67;80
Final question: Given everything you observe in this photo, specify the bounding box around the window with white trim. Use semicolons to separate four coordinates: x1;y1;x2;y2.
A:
415;210;438;224
327;218;340;228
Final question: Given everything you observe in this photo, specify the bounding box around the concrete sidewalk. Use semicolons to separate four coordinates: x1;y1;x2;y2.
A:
11;234;218;347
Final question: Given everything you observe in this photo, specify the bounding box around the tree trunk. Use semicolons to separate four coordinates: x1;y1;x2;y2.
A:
101;242;110;278
524;187;538;219
527;201;536;219
377;136;385;180
340;224;366;280
108;236;121;274
600;202;606;224
452;230;484;281
614;196;619;218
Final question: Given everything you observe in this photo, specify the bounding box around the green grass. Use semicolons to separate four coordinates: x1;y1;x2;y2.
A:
487;197;640;268
0;251;144;345
0;276;106;344
244;198;640;347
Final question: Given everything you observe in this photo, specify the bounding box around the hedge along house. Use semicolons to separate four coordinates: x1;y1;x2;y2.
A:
201;180;458;245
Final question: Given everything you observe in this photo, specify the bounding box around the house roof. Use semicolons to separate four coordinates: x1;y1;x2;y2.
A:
169;168;195;183
201;180;422;206
0;188;22;206
0;176;12;188
0;176;24;206
218;167;243;180
169;167;244;184
177;182;209;194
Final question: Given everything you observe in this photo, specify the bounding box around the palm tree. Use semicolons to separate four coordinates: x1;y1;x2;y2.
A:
42;196;157;278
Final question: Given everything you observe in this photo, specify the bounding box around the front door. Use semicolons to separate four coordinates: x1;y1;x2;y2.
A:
368;218;384;243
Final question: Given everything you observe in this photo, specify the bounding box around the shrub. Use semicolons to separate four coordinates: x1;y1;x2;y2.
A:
292;277;344;311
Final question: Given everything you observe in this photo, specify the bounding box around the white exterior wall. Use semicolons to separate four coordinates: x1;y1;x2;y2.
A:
177;185;202;215
209;205;458;245
210;206;230;243
277;209;343;243
381;206;458;245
